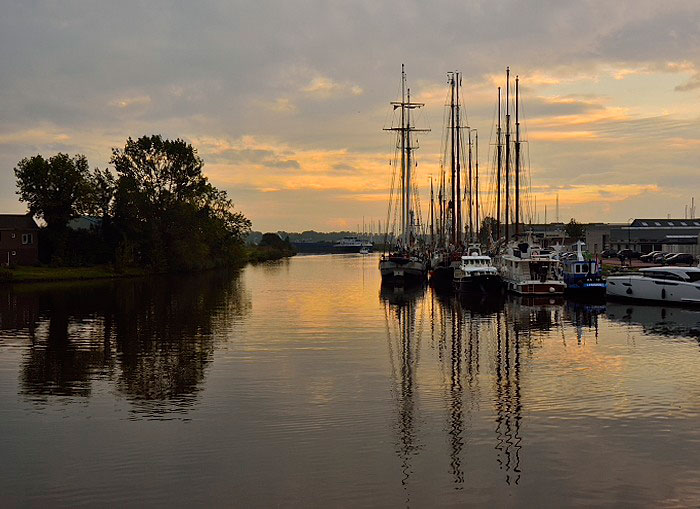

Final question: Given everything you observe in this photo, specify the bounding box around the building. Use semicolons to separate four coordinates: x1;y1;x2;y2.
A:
0;214;40;266
609;219;700;255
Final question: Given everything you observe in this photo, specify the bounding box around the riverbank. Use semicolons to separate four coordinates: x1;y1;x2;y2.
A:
0;248;296;283
0;265;147;283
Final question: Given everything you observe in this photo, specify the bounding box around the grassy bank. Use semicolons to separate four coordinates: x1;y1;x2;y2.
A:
0;265;147;283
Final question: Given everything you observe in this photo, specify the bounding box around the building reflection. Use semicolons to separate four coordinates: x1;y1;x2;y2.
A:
0;270;250;412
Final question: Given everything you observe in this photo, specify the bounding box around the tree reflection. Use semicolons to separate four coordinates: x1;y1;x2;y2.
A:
3;271;250;412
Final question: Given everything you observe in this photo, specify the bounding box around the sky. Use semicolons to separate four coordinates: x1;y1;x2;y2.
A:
1;1;699;232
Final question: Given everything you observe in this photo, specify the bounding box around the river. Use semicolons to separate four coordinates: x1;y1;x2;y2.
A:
1;254;699;506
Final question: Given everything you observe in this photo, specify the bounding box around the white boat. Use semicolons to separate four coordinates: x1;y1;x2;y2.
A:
333;236;373;253
497;240;566;295
359;247;370;255
606;266;700;305
453;246;502;293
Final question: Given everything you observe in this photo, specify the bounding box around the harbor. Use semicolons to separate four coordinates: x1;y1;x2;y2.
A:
1;254;699;506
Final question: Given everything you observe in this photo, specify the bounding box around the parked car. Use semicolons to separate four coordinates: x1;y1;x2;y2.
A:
640;250;663;262
663;253;696;266
600;249;617;258
617;249;641;260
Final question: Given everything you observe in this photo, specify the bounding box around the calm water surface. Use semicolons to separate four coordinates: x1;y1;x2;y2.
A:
1;254;699;506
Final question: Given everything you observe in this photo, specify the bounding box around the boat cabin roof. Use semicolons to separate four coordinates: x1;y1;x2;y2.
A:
638;266;700;282
461;255;491;261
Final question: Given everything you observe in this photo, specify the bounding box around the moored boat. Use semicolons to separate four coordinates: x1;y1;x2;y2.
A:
498;240;566;296
606;266;700;305
453;248;502;293
561;241;606;296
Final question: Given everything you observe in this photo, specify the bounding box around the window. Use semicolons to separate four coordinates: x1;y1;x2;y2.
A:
686;272;700;283
11;233;15;239
641;222;648;226
655;222;661;226
21;233;33;245
681;222;688;226
668;222;674;226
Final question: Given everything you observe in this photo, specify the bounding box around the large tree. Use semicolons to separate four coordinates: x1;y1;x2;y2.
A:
111;135;250;270
14;153;93;229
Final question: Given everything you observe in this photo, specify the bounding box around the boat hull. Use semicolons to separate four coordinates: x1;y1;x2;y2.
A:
564;281;607;297
429;264;457;287
606;275;700;305
454;274;503;294
333;245;373;254
379;258;427;284
503;279;566;296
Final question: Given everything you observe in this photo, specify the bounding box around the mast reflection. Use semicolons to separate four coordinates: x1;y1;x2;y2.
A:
380;283;426;502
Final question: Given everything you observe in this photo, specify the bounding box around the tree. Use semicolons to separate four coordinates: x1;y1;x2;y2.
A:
478;216;499;245
111;135;251;270
565;218;586;240
14;153;93;230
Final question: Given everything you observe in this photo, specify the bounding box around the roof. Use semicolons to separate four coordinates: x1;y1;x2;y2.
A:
631;219;700;228
0;214;38;230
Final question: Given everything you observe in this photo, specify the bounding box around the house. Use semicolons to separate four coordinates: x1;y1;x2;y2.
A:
0;214;39;266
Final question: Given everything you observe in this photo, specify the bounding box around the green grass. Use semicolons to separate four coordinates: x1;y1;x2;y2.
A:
1;265;146;283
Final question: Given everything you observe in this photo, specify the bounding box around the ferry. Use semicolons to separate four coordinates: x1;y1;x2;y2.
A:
333;236;373;254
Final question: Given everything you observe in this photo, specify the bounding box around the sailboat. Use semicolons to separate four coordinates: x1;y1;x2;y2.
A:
379;65;430;285
494;68;566;296
429;71;472;287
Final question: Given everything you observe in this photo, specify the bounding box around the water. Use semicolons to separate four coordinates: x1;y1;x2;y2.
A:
1;254;699;507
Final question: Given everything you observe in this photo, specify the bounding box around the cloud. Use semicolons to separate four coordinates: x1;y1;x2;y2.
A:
109;95;151;109
302;75;363;98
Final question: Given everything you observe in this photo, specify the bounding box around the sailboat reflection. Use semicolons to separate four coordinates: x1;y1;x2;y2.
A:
380;283;426;501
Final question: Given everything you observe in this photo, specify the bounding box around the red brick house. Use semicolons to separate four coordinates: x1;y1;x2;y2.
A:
0;214;39;266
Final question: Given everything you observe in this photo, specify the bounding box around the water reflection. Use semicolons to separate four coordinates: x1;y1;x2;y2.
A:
380;283;426;503
0;271;250;414
606;301;700;343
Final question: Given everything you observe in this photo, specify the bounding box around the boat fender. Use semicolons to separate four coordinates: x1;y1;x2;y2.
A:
626;287;633;295
661;288;666;300
549;286;555;293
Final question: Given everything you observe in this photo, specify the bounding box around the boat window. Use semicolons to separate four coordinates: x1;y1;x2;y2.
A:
685;272;700;282
642;270;685;281
641;222;648;226
655;222;661;226
668;222;674;226
681;222;688;226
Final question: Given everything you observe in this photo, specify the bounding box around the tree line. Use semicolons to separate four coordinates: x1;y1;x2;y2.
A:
14;134;251;271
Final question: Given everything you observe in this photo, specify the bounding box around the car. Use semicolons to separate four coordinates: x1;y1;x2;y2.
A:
652;252;667;263
640;250;662;262
600;249;617;258
663;253;696;266
617;249;641;259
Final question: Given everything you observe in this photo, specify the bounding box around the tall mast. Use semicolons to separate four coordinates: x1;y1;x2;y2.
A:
406;87;412;247
475;130;479;241
430;177;434;247
504;67;511;241
455;71;462;246
449;73;456;245
496;87;502;241
400;65;406;244
468;127;473;242
515;75;521;236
